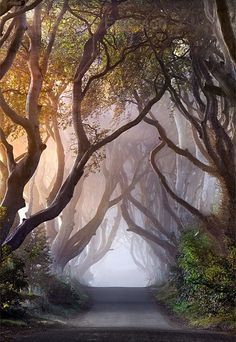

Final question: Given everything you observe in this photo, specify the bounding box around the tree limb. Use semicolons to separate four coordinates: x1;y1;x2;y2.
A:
0;128;15;172
144;116;217;175
215;0;236;65
0;0;42;35
2;85;165;252
0;13;27;80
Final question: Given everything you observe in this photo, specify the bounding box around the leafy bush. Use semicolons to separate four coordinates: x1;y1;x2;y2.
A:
170;229;236;327
0;253;28;314
26;275;91;318
1;230;90;319
45;276;80;306
16;228;52;292
20;231;90;311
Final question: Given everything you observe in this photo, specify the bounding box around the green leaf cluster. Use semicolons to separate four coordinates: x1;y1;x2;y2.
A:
171;230;236;319
0;229;90;317
0;253;28;314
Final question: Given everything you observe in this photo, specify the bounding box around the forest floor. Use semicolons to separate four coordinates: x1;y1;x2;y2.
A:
1;287;235;341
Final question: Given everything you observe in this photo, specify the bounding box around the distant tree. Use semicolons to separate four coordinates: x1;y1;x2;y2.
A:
140;22;236;251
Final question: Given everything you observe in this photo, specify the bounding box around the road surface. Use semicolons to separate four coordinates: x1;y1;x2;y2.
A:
13;287;235;342
68;287;175;329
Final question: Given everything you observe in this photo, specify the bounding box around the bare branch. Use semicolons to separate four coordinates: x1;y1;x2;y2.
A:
127;193;174;242
150;142;209;223
121;200;176;258
93;80;168;152
144;116;217;175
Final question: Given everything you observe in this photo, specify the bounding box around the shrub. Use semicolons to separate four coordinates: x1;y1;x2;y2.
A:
1;230;90;318
16;228;52;291
0;253;28;314
171;230;236;319
45;276;80;306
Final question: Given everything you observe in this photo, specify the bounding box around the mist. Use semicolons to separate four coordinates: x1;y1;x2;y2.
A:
0;1;235;340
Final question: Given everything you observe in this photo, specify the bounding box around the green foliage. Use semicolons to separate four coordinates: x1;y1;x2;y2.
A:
17;228;52;290
17;230;90;313
169;229;236;329
1;229;90;320
0;253;28;314
44;276;87;308
26;274;90;317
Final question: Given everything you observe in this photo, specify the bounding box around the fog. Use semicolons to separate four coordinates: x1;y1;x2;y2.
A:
90;237;148;287
8;93;220;288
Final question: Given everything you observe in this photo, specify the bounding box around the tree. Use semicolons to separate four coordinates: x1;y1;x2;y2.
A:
70;209;121;284
140;22;236;250
204;0;236;65
0;0;168;255
1;0;234;263
118;142;176;261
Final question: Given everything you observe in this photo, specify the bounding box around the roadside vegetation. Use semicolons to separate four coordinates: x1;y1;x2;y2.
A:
0;228;90;328
156;228;236;332
0;0;235;336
